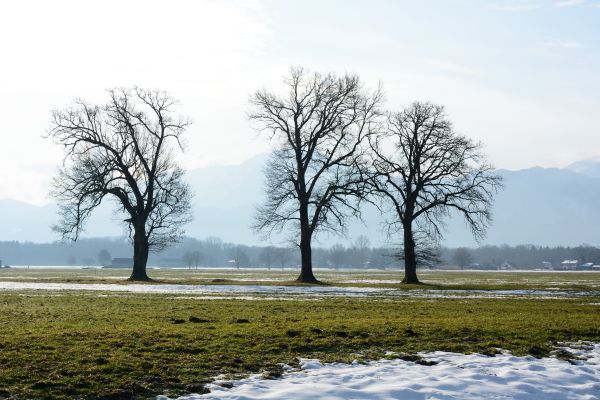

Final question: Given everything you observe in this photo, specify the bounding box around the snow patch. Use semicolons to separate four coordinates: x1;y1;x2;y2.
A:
1;281;598;299
161;344;600;399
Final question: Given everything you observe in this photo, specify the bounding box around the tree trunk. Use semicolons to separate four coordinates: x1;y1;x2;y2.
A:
297;235;319;283
401;222;420;284
129;224;150;281
296;196;320;283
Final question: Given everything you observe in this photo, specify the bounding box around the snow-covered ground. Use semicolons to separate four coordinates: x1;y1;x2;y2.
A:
0;281;599;299
0;281;381;297
0;281;592;298
160;343;600;400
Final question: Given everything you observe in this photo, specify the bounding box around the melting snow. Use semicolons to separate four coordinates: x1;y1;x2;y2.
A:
0;281;599;299
160;343;600;400
0;281;380;297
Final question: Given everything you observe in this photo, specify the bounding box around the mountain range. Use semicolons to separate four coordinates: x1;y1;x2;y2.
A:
1;155;599;248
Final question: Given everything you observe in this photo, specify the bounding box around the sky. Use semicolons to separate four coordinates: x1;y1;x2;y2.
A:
0;0;599;205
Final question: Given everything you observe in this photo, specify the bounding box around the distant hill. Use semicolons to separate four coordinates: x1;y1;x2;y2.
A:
183;155;267;244
455;166;600;247
1;156;600;247
0;199;57;242
566;159;600;180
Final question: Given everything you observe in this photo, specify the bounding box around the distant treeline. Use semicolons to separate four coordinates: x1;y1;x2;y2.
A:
455;244;600;269
0;237;399;269
0;238;599;269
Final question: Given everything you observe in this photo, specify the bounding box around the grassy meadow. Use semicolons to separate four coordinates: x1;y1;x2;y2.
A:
0;268;599;399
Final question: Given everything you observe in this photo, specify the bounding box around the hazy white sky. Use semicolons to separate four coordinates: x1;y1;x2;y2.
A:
0;0;599;205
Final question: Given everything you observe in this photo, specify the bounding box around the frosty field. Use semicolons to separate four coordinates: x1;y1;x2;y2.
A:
0;268;599;399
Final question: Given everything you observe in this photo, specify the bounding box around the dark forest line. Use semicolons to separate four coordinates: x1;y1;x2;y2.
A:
1;237;600;270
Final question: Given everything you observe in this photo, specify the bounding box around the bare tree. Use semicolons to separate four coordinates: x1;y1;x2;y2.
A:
368;102;503;284
183;251;195;269
48;87;193;281
97;248;112;266
183;251;203;269
274;247;294;270
328;243;347;269
452;247;473;269
250;67;382;283
229;245;250;269
259;245;276;270
352;234;371;268
191;251;203;269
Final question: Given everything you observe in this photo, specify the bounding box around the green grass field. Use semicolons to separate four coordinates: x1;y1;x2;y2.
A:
0;268;599;399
